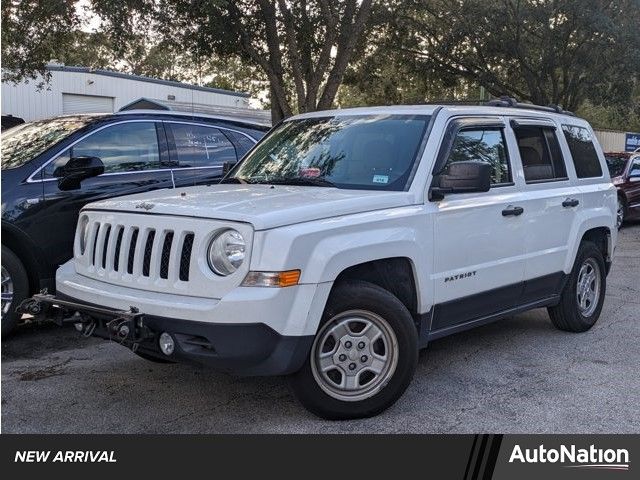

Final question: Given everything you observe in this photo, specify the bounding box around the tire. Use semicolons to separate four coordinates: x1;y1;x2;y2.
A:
548;241;606;332
616;195;627;229
1;246;29;337
134;350;175;364
290;280;418;420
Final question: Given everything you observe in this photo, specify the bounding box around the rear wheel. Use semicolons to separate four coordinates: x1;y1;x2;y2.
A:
290;280;418;420
548;241;606;332
1;246;29;336
617;195;627;229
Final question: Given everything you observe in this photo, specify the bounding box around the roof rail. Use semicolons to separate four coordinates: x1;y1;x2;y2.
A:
422;99;485;106
485;96;575;116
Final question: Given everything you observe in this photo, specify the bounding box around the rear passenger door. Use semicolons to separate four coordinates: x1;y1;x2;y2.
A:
509;118;581;296
164;122;240;186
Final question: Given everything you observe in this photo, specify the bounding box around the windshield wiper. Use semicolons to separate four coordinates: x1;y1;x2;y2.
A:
266;177;337;188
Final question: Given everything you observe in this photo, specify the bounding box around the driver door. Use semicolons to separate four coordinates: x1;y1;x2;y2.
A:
39;120;173;270
430;118;527;332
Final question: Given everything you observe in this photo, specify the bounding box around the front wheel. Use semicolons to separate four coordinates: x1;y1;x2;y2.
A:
2;246;29;336
548;241;606;332
290;280;418;420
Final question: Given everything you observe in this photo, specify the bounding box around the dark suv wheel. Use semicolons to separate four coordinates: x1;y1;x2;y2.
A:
1;245;29;336
290;280;418;420
548;241;606;332
617;195;627;229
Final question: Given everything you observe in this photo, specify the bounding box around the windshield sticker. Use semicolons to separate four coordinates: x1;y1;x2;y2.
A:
300;167;321;178
373;175;389;184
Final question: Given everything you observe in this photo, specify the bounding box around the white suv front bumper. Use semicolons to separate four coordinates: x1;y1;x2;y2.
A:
56;261;328;337
55;261;332;375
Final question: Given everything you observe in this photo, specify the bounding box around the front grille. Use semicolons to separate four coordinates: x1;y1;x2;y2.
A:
86;222;193;283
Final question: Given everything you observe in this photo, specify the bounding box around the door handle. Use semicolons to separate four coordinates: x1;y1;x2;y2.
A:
562;198;580;208
502;205;524;216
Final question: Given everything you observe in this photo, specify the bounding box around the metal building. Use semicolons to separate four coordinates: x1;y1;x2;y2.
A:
1;64;254;122
594;129;640;153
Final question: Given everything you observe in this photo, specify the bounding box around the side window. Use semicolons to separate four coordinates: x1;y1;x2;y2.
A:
630;158;640;178
225;130;257;158
514;126;567;183
445;128;511;185
167;123;237;168
43;122;161;178
562;125;603;178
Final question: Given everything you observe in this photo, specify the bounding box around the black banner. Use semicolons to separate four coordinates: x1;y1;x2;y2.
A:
1;434;637;479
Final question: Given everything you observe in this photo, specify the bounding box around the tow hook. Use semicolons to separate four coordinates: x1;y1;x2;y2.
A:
16;293;153;346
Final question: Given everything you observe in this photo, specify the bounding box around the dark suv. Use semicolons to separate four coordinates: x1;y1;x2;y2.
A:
1;110;268;333
605;152;640;228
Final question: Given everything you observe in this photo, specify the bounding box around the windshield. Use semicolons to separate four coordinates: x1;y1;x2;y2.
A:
227;114;430;191
605;155;628;178
1;116;98;170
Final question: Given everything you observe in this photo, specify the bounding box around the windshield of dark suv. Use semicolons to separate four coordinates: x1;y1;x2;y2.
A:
1;116;99;170
226;114;431;191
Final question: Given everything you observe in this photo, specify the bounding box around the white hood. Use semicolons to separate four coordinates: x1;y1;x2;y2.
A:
84;184;416;230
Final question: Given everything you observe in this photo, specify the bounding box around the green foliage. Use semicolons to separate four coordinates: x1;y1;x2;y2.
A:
2;0;639;129
2;0;80;86
577;90;640;133
389;0;640;111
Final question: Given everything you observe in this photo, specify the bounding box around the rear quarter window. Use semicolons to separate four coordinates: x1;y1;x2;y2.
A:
562;125;603;178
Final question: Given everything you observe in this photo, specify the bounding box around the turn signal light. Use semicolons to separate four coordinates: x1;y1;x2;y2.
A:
242;270;301;288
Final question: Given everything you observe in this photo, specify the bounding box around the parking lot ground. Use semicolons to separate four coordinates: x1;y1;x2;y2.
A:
2;224;639;433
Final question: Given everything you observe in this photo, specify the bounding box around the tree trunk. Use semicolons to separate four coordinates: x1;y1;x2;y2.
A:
270;85;286;123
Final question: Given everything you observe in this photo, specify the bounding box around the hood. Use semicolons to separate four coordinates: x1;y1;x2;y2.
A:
83;184;416;230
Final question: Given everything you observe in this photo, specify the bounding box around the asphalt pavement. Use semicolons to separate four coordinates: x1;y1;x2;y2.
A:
2;223;638;433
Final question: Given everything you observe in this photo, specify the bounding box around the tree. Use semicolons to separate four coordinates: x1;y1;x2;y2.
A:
52;31;116;70
394;0;640;111
93;0;375;121
1;0;80;86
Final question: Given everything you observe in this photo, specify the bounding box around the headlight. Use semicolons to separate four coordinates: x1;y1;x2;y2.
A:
78;215;90;254
207;229;246;276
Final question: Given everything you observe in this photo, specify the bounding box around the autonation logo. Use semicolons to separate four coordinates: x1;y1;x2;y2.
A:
509;444;630;471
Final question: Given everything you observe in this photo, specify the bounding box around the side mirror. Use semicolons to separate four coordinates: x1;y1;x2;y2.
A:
429;161;492;201
57;156;105;191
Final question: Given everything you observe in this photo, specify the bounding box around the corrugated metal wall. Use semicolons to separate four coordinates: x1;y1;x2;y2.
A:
1;69;250;122
594;129;626;152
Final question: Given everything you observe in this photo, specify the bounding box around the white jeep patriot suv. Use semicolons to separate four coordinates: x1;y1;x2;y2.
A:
23;99;617;419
